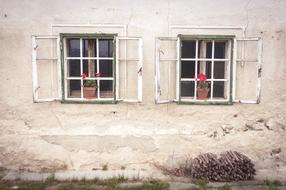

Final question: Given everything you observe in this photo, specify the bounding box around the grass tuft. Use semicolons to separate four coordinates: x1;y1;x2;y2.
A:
264;179;282;190
218;184;232;190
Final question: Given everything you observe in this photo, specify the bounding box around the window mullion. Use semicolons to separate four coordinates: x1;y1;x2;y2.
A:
96;38;100;99
210;40;215;100
194;40;198;100
227;39;232;100
64;39;68;100
80;38;83;99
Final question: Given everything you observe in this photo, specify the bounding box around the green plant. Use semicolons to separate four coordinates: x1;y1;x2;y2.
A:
192;178;209;190
264;179;282;190
58;183;93;190
46;173;55;184
218;184;232;190
80;73;97;88
80;177;87;184
116;181;169;190
84;80;97;88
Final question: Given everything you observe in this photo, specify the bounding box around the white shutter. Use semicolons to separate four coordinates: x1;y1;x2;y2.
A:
115;37;143;102
155;37;180;104
233;37;263;104
32;35;61;102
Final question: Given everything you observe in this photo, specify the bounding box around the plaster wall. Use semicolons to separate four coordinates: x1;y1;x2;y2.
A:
0;0;286;180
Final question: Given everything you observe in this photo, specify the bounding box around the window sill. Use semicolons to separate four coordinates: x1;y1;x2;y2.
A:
61;99;117;104
178;100;233;105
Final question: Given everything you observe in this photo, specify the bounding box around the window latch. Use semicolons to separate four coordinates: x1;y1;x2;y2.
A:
137;67;142;75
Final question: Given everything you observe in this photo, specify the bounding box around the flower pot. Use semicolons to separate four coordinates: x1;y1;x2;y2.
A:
83;87;97;99
197;88;209;100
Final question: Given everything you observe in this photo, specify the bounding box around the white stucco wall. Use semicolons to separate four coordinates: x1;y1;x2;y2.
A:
0;0;286;180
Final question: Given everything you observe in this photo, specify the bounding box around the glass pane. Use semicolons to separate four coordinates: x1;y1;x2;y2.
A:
206;42;212;58
99;80;113;98
213;81;226;98
214;61;226;79
83;39;97;57
214;42;226;59
68;60;80;77
198;40;212;59
83;60;97;77
205;61;212;79
181;61;196;78
99;39;113;57
99;60;113;77
67;39;80;57
68;80;81;98
181;40;196;58
181;81;194;97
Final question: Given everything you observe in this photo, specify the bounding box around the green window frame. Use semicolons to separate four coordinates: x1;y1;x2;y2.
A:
178;35;234;105
60;33;117;104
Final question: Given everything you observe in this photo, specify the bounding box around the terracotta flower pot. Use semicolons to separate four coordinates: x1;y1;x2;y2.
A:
197;88;209;100
83;87;97;99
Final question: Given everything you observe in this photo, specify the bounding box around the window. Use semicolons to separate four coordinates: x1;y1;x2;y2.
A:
32;33;143;104
155;35;263;105
179;36;232;103
62;35;115;102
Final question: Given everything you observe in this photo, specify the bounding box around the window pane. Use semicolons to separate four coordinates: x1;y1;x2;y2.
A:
205;61;212;79
83;39;97;57
68;60;80;77
181;61;196;78
197;40;213;59
206;42;212;58
214;42;226;59
181;40;196;58
83;59;97;77
99;60;113;77
99;39;113;57
181;81;194;97
213;81;225;98
68;80;81;98
67;39;80;57
214;61;226;79
99;80;113;98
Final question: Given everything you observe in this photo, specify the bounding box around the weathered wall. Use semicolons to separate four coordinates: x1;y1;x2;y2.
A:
0;0;286;180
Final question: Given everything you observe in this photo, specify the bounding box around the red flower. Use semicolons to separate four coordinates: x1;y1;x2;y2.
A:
96;72;102;77
197;73;207;81
80;73;87;79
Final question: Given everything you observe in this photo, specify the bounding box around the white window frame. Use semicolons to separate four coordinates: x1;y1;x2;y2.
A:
233;37;263;104
115;37;143;103
31;35;61;102
155;37;180;104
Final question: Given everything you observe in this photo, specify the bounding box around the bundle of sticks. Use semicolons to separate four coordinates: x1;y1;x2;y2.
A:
189;151;255;181
155;151;255;182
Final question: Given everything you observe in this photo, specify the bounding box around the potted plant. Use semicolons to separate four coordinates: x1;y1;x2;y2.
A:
80;73;97;99
197;73;209;100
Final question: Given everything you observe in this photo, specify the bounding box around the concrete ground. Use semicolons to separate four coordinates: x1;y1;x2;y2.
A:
1;170;286;190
